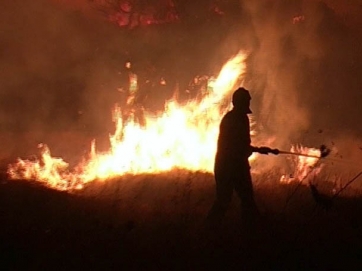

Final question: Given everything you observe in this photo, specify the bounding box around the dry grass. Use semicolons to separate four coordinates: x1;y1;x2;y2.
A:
2;168;362;269
2;131;362;269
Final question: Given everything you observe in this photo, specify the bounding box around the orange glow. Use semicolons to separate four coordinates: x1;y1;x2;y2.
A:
8;51;250;191
280;145;323;184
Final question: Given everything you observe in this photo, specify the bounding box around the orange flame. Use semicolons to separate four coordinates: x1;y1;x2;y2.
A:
8;51;250;191
280;145;323;184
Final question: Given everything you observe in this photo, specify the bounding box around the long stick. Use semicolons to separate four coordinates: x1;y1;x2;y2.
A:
278;150;321;159
276;145;330;159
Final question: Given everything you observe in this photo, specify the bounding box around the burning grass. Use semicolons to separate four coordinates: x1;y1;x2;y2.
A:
6;51;333;193
7;51;249;190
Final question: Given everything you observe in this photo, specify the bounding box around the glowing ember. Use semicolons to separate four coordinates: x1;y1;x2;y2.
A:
8;51;249;191
280;145;323;184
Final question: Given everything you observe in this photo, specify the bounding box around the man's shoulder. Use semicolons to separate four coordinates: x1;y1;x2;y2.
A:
220;111;249;130
222;110;247;121
220;111;233;124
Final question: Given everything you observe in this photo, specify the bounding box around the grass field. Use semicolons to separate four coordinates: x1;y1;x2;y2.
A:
2;155;362;270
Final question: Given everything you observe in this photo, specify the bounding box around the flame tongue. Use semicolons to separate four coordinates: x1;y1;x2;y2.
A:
280;145;323;184
8;51;249;191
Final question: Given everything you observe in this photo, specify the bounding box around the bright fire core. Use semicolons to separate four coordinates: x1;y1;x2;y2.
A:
8;51;252;191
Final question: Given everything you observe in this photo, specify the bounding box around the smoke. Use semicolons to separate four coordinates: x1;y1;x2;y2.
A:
0;0;124;136
237;0;362;153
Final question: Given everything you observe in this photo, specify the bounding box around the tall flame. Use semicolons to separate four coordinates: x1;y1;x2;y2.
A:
8;51;249;191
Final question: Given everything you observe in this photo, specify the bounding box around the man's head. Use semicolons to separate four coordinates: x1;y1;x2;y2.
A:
232;87;252;114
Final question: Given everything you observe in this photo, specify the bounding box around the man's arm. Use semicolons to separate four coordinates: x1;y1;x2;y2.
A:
251;146;279;155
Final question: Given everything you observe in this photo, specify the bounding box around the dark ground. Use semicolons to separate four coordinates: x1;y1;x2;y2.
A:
1;165;362;270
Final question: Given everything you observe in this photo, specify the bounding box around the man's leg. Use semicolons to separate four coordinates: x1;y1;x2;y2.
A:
206;172;233;227
234;169;259;227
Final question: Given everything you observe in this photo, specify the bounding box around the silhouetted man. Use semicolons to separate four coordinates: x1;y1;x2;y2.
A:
207;87;276;228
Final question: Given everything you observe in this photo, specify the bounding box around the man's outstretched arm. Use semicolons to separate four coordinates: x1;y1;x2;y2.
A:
251;146;279;155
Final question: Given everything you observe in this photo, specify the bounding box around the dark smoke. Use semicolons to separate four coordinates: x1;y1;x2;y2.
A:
236;0;362;172
239;0;362;144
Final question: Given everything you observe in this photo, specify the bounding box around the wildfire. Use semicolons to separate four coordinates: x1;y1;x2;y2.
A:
280;145;323;184
8;51;250;191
